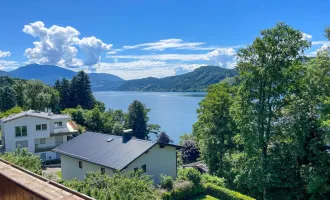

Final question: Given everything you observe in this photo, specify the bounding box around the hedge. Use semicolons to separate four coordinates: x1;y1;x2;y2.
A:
161;181;205;200
204;183;255;200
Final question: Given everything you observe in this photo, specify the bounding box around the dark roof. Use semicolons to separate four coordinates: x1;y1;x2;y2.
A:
53;132;180;170
183;161;209;172
0;110;70;123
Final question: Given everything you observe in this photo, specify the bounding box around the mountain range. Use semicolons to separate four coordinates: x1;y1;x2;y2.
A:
0;64;237;92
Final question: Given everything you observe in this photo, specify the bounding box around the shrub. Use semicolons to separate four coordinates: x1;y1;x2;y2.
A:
201;174;226;187
204;183;255;200
160;174;174;190
178;168;201;184
0;148;42;175
161;180;205;200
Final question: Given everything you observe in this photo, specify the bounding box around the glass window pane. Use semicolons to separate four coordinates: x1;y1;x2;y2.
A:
22;126;27;136
36;125;41;131
40;138;46;144
15;126;21;137
59;122;62;126
42;124;47;130
142;164;146;172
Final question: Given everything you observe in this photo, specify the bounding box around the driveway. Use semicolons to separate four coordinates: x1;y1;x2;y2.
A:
42;167;61;181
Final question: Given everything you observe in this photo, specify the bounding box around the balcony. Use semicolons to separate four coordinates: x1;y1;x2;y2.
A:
35;144;59;153
50;121;78;137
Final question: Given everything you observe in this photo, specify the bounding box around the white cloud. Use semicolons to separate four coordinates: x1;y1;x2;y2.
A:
302;32;312;41
78;36;112;66
108;54;208;61
0;60;21;71
90;61;205;80
123;38;205;51
23;21;112;67
0;50;11;58
312;41;327;45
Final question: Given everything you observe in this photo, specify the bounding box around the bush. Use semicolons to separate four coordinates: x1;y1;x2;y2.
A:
160;174;174;190
161;180;205;200
0;148;42;175
201;174;226;187
177;168;201;184
204;183;255;200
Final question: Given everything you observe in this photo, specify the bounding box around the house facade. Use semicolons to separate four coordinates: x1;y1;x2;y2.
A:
53;132;180;183
0;110;78;161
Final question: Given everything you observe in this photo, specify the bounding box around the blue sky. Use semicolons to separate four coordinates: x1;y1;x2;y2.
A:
0;0;329;79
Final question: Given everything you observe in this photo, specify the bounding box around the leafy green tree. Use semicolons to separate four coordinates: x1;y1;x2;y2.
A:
58;78;71;109
112;122;124;135
0;86;16;111
0;106;23;119
13;80;26;108
193;82;235;176
232;22;310;199
84;107;104;132
69;71;94;109
127;100;150;139
0;148;42;175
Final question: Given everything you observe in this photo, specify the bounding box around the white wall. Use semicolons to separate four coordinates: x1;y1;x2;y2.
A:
61;144;177;184
2;116;51;153
123;144;177;183
61;155;114;180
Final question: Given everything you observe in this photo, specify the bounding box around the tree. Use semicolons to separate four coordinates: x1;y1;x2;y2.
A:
112;122;124;135
193;82;235;176
325;27;330;41
84;107;104;132
69;71;94;109
127;100;150;139
0;86;16;111
232;22;310;199
180;140;200;164
58;78;71;109
13;80;25;108
157;131;173;144
0;148;42;175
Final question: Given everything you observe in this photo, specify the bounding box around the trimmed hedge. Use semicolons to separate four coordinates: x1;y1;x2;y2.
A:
161;181;205;200
204;183;255;200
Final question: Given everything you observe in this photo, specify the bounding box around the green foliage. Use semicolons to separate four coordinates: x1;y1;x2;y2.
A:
117;66;238;92
161;180;205;200
0;106;23;119
193;82;235;176
112;122;124;135
204;183;255;200
160;174;174;190
201;174;226;188
177;168;201;185
0;86;16;111
69;71;94;109
128;100;159;139
61;171;156;200
0;148;42;175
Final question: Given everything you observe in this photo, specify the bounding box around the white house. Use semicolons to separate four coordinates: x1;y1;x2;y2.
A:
53;132;181;183
0;110;78;161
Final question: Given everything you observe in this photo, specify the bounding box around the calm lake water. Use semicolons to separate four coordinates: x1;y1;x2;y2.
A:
93;91;206;144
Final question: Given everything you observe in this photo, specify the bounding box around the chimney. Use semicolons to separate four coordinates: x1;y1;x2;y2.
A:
47;108;53;116
122;132;132;143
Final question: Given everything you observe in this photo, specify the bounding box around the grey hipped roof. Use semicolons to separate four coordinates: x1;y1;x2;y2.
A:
0;110;70;123
53;132;180;170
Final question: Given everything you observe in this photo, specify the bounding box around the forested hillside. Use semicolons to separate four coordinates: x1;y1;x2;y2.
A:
117;66;237;92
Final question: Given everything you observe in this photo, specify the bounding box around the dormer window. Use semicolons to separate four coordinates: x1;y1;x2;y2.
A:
55;122;63;128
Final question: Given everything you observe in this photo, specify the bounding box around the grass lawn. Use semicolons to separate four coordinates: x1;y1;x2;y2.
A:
191;194;219;200
55;171;62;178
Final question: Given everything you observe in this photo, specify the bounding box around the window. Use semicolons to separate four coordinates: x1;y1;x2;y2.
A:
40;138;46;144
16;140;28;148
55;122;63;128
141;164;146;173
79;161;83;169
101;167;105;174
15;126;27;137
36;124;47;131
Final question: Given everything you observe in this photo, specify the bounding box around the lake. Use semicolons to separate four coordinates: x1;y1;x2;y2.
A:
93;91;206;144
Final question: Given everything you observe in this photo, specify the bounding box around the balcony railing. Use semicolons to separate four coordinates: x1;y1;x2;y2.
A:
35;144;61;153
